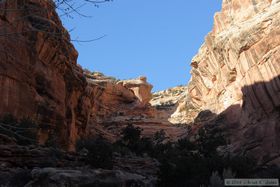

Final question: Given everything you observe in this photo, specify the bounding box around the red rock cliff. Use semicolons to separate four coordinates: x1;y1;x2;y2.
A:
0;0;89;150
188;0;280;165
0;0;185;150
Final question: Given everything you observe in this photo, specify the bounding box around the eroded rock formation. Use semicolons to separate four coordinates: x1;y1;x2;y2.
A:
1;0;280;173
150;86;200;125
85;73;187;141
188;0;280;165
0;0;186;150
0;0;88;150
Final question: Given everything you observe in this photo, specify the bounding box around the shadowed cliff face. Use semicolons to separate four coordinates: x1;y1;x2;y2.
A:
185;0;280;164
184;76;280;166
227;76;280;166
191;76;280;166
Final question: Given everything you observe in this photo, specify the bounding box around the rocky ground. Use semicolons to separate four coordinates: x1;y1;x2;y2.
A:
0;144;158;187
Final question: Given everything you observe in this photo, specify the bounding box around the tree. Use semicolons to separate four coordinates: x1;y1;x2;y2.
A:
54;0;112;18
0;0;112;42
76;137;113;169
153;129;167;145
121;124;142;145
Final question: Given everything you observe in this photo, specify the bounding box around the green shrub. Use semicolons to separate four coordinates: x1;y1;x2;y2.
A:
1;113;17;125
209;171;223;187
153;129;167;145
77;137;113;169
196;127;226;157
86;124;257;186
45;130;58;148
0;114;37;145
121;124;142;144
155;126;256;187
223;155;257;177
17;118;38;145
176;138;197;151
118;124;153;155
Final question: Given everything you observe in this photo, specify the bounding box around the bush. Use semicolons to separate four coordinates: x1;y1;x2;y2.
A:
176;138;197;151
196;127;226;157
121;124;142;144
1;113;17;125
118;124;153;155
17;118;38;145
155;126;256;187
153;129;167;145
133;137;153;155
0;114;38;145
113;124;258;186
223;155;257;177
209;171;223;187
45;130;58;148
76;137;113;169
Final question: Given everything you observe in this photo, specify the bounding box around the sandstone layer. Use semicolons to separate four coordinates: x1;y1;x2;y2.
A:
85;73;187;141
188;0;280;165
0;0;88;150
0;0;186;150
1;0;279;169
150;86;200;125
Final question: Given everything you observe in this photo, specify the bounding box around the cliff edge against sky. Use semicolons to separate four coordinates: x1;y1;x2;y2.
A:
188;0;280;165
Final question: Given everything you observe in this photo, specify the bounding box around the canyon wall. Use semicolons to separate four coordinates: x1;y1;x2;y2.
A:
188;0;280;165
0;0;88;149
1;0;279;165
150;86;200;125
0;0;185;150
85;73;187;141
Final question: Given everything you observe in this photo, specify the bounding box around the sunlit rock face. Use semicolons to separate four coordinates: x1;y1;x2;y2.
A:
150;86;200;125
188;0;280;165
0;0;87;150
0;0;150;150
118;76;153;107
0;0;185;150
85;73;187;141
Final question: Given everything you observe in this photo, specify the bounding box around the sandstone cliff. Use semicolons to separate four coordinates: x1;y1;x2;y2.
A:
188;0;280;165
1;0;280;170
0;0;135;149
85;73;187;141
0;0;185;151
0;0;88;150
150;86;200;125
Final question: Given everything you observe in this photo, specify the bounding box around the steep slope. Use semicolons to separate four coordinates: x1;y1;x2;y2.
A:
188;0;280;165
0;0;87;150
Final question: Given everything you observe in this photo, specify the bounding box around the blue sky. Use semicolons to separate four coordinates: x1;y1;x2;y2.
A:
60;0;222;91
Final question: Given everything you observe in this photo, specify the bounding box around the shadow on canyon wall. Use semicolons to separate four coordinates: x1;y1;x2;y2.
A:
0;76;279;186
192;75;280;167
